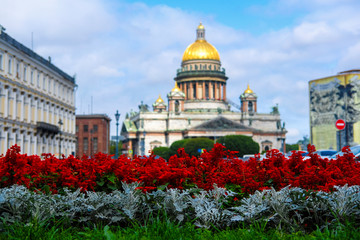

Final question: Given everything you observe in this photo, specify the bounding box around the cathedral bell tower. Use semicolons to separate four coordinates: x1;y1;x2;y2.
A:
153;95;167;113
167;82;185;114
240;84;257;114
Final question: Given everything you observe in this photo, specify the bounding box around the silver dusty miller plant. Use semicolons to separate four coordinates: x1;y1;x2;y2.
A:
0;183;360;231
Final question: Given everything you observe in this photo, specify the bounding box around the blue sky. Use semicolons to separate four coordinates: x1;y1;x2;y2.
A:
1;0;360;144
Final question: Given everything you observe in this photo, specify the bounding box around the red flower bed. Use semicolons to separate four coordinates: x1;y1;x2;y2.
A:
1;144;360;194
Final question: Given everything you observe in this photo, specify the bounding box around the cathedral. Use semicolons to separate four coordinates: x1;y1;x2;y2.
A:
121;23;287;156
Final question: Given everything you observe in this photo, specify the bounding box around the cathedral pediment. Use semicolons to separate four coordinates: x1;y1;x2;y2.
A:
191;116;254;131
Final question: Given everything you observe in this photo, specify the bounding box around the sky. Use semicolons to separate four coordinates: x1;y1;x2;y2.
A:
1;0;360;143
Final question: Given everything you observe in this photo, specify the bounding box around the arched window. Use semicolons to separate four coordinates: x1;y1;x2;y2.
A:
175;100;179;113
195;65;198;70
248;101;253;112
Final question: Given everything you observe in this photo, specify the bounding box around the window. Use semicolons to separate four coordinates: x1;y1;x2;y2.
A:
43;76;46;90
8;58;12;74
93;124;98;132
48;79;51;92
53;81;56;95
84;125;88;132
76;125;79;133
0;52;3;70
83;137;88;153
37;73;40;87
16;62;20;78
213;83;215;99
93;137;98;153
205;83;209;99
248;101;253;112
23;66;27;81
30;69;34;84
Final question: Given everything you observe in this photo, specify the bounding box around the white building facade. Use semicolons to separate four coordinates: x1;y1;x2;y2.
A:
0;26;76;156
121;24;287;156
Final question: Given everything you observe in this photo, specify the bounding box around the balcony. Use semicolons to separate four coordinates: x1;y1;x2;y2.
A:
36;121;60;135
175;69;228;80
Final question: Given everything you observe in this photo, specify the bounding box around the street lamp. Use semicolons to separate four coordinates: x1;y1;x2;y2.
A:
115;110;120;159
58;119;63;159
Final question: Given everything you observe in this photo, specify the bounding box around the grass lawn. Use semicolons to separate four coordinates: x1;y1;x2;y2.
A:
2;219;360;240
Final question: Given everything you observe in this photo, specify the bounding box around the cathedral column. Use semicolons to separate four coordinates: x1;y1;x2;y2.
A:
209;82;213;99
202;81;206;100
184;83;187;100
223;84;226;100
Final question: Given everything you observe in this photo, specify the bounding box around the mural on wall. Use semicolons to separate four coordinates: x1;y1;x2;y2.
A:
310;75;360;148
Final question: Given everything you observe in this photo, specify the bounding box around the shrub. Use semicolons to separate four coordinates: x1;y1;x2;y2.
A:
152;146;172;160
183;138;214;157
170;139;188;155
216;135;259;157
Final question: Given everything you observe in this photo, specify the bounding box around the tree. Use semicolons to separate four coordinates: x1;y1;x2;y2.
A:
109;140;122;155
217;135;259;157
286;144;300;152
170;139;188;155
152;147;172;160
183;138;214;157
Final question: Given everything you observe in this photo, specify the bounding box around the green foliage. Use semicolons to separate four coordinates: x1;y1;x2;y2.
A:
170;139;188;155
109;140;122;155
183;138;214;157
216;135;259;157
286;144;300;152
152;146;172;160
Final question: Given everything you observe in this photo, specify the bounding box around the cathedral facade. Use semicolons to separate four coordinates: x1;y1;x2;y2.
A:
121;24;286;156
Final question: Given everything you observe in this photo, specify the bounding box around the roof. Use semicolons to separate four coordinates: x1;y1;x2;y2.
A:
121;119;138;133
191;116;255;131
0;31;75;84
76;114;111;121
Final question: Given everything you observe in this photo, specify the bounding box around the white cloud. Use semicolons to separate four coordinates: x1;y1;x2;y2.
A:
2;0;360;145
93;66;124;77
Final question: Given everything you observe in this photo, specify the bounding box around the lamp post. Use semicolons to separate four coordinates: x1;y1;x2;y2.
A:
58;119;63;159
115;110;120;159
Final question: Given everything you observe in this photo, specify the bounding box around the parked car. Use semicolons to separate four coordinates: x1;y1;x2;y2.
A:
329;145;360;160
314;149;337;158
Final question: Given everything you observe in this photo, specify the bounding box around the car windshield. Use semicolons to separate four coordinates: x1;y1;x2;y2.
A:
315;150;337;156
330;145;360;158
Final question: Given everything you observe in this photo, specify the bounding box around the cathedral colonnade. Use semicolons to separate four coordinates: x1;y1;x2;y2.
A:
178;81;226;101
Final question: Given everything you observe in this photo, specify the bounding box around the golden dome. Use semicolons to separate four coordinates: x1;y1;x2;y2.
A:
155;94;164;103
171;82;181;92
197;22;204;29
244;84;254;94
182;23;220;62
